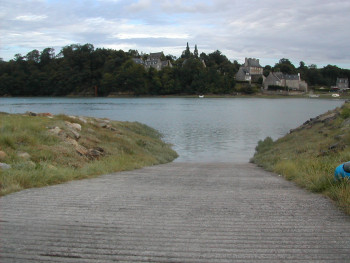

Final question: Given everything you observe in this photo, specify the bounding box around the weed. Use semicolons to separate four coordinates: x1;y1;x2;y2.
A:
0;113;178;196
252;102;350;214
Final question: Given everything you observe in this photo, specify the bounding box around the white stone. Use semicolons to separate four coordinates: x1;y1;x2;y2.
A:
65;121;82;131
0;162;11;170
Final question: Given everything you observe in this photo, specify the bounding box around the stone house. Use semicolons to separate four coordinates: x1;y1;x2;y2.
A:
336;78;349;90
263;72;308;92
132;52;172;71
235;58;263;83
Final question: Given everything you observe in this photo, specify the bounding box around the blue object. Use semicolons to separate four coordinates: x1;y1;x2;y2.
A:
334;162;350;180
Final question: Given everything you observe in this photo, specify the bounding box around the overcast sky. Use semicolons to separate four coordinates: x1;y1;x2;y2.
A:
1;0;350;68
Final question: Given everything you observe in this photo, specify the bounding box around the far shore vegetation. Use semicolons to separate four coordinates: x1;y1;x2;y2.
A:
252;102;350;214
1;43;349;97
0;112;178;196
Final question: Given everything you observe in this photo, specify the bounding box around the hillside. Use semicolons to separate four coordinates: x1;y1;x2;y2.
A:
252;101;350;214
0;112;178;196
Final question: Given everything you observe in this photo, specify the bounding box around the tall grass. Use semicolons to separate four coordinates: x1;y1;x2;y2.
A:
0;113;178;196
251;102;350;214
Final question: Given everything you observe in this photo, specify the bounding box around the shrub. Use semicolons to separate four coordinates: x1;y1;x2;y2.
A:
255;137;274;153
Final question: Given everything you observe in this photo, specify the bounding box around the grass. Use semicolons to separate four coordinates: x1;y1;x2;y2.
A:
251;102;350;214
0;113;178;196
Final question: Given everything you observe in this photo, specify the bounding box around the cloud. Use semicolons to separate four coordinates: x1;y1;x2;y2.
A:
14;15;48;21
0;0;349;68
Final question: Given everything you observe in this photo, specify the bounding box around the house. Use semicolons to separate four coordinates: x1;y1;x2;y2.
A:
133;52;172;71
235;58;263;83
336;78;349;90
263;72;308;92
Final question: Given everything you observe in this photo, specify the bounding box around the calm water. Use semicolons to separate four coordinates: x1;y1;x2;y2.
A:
0;97;344;163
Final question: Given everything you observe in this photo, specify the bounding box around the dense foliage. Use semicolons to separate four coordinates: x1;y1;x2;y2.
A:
1;45;349;96
0;44;239;96
266;58;350;88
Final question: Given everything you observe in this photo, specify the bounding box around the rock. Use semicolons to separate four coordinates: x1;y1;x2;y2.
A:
78;117;87;123
87;147;105;159
0;163;11;170
26;111;37;116
0;151;7;161
99;123;109;128
67;129;80;140
17;152;31;160
65;121;82;131
319;112;338;123
48;127;62;135
75;145;89;156
328;143;345;151
37;113;53;117
65;137;79;147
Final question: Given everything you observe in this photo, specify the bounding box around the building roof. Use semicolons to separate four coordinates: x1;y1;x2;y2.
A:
284;74;300;80
272;72;299;80
149;52;163;60
245;58;262;68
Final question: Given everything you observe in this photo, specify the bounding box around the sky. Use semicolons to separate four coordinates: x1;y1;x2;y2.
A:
1;0;350;68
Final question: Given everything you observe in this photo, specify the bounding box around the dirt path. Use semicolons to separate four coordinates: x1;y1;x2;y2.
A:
1;162;350;262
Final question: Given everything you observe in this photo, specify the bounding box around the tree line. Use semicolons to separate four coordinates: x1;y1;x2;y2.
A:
0;43;349;96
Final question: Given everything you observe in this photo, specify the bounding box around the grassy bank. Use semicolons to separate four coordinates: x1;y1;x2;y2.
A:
0;113;178;196
251;102;350;214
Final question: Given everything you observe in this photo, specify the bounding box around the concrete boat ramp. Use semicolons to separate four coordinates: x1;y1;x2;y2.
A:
1;162;350;262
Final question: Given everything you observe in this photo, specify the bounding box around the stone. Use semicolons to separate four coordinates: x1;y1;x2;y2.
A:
48;127;62;135
78;117;87;123
75;145;89;156
0;162;11;170
67;129;80;140
319;112;337;122
65;137;79;147
37;113;53;117
65;121;82;131
87;147;105;159
17;152;31;160
26;111;37;116
0;151;7;161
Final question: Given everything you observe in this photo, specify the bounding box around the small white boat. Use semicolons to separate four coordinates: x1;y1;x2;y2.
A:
309;94;319;98
332;93;340;98
199;95;204;98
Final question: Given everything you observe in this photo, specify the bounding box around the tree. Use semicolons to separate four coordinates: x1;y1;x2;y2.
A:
273;58;296;74
182;42;191;59
40;48;55;66
26;50;40;63
194;45;199;58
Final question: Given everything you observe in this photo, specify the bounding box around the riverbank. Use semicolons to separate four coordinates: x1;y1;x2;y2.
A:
251;101;350;214
0;112;178;196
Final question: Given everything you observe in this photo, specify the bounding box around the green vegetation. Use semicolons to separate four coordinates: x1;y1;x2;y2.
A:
0;44;239;96
0;112;178;196
2;44;349;97
251;102;350;214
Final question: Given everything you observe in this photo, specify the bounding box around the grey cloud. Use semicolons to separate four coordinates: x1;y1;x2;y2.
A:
1;0;349;68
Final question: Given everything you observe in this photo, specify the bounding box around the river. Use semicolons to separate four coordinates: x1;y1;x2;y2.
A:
0;97;344;162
